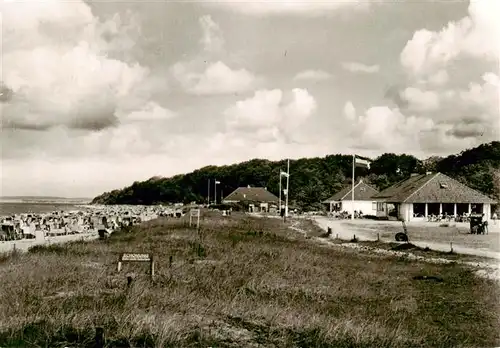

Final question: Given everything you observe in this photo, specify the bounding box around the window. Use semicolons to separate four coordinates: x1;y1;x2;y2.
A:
377;202;385;212
413;203;426;217
372;202;377;210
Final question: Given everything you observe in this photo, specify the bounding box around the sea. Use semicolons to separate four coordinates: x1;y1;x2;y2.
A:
0;197;91;216
0;203;81;216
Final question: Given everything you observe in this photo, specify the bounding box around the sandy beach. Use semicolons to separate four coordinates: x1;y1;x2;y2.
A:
0;232;99;254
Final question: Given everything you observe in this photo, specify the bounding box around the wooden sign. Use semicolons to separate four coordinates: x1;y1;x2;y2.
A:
190;209;200;217
189;209;201;228
117;253;155;280
121;253;151;262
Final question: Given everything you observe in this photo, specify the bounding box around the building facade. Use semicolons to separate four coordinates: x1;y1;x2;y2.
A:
371;172;497;222
322;180;379;216
222;186;279;213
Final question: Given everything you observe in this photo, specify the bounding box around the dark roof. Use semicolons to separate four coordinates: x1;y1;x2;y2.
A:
371;174;436;202
223;187;279;203
323;181;379;203
372;172;497;204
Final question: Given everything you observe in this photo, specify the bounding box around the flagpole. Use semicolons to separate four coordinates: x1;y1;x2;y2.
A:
208;179;210;206
352;154;355;220
285;159;290;218
214;180;217;205
279;169;282;216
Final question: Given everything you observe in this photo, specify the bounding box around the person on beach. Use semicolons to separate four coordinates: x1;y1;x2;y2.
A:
481;214;488;234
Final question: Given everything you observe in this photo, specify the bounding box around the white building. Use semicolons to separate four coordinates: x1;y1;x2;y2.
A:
371;172;497;222
322;180;379;216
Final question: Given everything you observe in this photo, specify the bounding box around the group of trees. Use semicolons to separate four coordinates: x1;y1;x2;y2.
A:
92;141;500;210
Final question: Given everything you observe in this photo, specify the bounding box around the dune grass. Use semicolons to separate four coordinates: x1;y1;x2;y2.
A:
0;212;499;347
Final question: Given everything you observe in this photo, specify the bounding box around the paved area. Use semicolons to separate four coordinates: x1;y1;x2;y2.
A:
289;220;500;282
314;217;500;260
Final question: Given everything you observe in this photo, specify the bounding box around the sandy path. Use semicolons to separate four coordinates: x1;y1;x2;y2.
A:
314;217;375;241
314;217;500;260
295;218;500;281
0;233;99;254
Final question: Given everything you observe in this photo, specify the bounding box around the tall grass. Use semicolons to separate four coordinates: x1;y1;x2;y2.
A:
0;213;498;347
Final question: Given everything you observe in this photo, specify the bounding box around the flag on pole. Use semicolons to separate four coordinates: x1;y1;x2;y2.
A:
354;156;372;169
215;180;221;184
280;171;289;178
283;189;288;196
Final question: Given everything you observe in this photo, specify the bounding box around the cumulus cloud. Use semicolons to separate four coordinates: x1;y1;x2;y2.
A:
341;62;380;74
343;93;496;155
383;0;500;152
428;70;449;86
400;0;500;77
345;104;440;153
125;102;176;122
385;72;499;140
446;122;486;139
199;15;225;53
452;72;500;139
5;0;498;198
1;0;171;132
343;101;356;121
293;70;332;82
171;15;260;95
224;88;317;142
171;61;259;95
201;0;369;16
400;87;440;112
225;89;283;130
459;72;499;115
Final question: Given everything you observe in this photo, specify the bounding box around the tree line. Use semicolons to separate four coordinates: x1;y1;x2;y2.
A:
92;141;500;210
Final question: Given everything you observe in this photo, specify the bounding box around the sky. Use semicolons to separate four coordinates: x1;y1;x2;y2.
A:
1;0;499;198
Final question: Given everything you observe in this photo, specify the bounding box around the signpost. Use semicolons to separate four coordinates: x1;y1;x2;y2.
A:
189;209;201;228
117;253;155;280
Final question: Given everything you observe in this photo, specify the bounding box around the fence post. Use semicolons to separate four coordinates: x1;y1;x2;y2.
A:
95;327;104;348
127;275;134;288
150;255;155;281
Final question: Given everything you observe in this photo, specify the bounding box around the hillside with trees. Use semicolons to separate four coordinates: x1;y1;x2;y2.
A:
92;141;500;209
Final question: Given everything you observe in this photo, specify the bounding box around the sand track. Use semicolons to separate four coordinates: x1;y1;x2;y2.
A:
0;232;98;254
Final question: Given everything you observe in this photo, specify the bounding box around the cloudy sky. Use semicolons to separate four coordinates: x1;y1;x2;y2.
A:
1;0;499;197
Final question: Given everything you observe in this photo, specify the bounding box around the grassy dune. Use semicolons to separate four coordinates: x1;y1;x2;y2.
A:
0;212;499;347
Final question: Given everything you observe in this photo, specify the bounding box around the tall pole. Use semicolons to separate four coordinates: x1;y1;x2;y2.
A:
285;159;290;218
207;179;210;206
352;154;355;220
279;169;282;215
214;180;218;205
